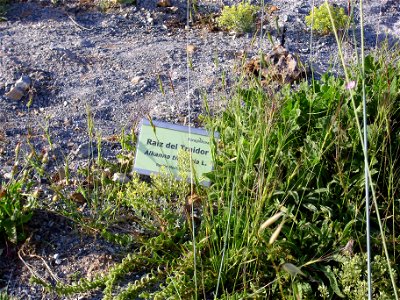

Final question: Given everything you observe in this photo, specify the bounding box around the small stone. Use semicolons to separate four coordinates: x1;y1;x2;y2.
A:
14;75;31;89
3;172;13;180
73;142;98;159
53;253;60;260
71;192;86;204
186;44;196;54
5;88;24;101
51;168;65;183
112;173;130;184
296;7;309;14
5;75;31;101
168;6;178;13
63;118;72;126
131;76;143;85
268;5;279;14
55;259;62;265
157;0;172;8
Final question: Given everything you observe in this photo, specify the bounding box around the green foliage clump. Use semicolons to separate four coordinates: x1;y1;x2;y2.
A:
305;3;349;35
120;170;189;234
0;0;9;20
217;2;259;33
98;0;136;11
200;47;400;298
0;181;36;243
0;290;15;300
335;254;399;299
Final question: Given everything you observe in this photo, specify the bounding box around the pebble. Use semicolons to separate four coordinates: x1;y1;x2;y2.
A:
3;172;13;180
296;7;309;14
112;173;130;183
131;76;143;85
53;253;62;264
5;75;31;101
186;44;196;54
157;0;172;7
73;142;98;159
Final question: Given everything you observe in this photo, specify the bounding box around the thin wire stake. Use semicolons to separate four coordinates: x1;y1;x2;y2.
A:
359;0;372;298
259;0;265;48
186;0;197;298
309;0;315;85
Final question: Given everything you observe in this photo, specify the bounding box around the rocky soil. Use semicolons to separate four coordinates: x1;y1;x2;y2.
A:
0;0;399;299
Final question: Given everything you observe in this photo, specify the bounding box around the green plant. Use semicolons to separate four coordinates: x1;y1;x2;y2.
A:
32;169;194;299
305;3;349;35
334;253;399;299
98;0;136;11
194;44;400;298
0;290;15;300
0;0;9;20
217;2;259;33
0;180;36;243
116;0;136;5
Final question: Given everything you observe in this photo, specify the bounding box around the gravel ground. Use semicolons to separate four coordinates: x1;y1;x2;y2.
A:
0;0;399;299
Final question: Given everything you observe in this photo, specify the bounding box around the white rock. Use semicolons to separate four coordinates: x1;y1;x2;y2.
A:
112;173;130;184
131;76;143;85
15;75;31;90
5;75;31;101
3;172;13;180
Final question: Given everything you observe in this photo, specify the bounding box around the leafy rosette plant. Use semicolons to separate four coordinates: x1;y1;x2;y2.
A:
0;181;36;243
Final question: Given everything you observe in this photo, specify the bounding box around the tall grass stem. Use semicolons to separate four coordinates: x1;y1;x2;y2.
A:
215;168;237;298
358;0;372;298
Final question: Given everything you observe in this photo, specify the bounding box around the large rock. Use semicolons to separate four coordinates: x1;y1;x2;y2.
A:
5;75;31;101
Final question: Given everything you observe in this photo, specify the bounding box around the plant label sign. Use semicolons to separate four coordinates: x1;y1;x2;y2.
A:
133;119;217;186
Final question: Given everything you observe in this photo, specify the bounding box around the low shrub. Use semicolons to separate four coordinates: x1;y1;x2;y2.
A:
305;3;349;35
334;253;399;299
217;2;259;33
